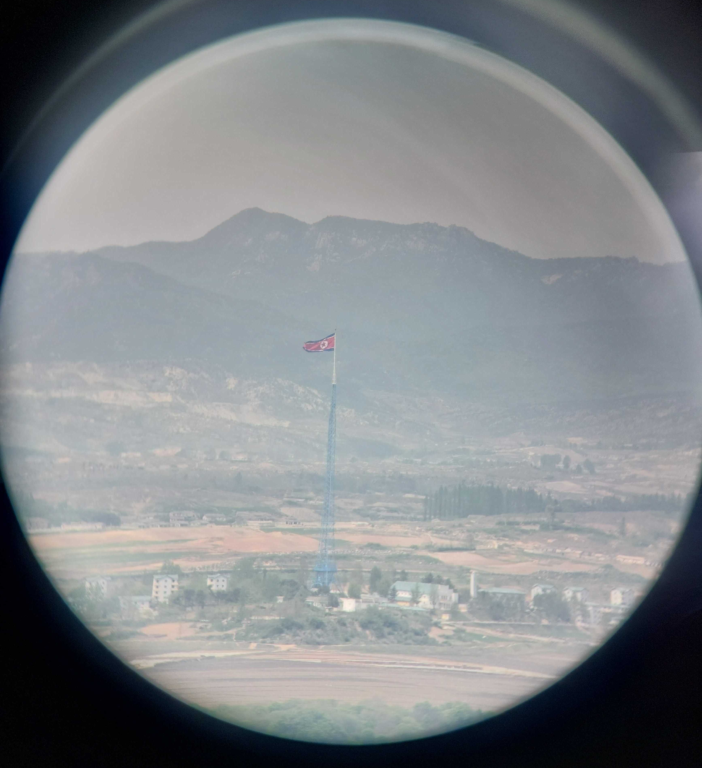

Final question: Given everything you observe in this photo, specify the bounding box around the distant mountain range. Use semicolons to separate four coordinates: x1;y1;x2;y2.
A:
4;208;702;406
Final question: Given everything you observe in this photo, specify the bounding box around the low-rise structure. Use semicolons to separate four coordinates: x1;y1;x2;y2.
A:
564;587;589;603
585;602;626;627
60;522;104;532
137;516;168;528
340;597;357;612
530;584;557;600
392;581;458;610
26;517;50;532
207;574;229;592
84;576;112;599
152;573;179;602
610;588;636;608
202;513;227;524
119;595;154;618
169;511;199;527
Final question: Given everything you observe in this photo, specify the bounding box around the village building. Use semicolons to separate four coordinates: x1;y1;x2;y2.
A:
392;581;458;610
119;595;154;618
61;522;104;532
207;574;229;592
585;602;626;626
26;517;50;532
202;513;227;524
137;516;168;528
530;584;557;600
84;576;112;599
610;588;636;607
152;573;179;602
564;587;589;603
169;511;198;527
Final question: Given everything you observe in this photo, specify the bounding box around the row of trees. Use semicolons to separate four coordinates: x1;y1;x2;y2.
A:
423;482;689;520
423;483;550;520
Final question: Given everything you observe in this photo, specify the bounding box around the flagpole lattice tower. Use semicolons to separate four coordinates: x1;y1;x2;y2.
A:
313;334;337;588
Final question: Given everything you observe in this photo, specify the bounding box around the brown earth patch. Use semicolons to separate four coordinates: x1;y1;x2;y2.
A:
31;526;319;554
425;550;600;574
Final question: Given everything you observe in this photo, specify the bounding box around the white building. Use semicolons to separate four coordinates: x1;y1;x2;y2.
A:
392;581;458;610
305;594;326;609
564;587;589;603
207;574;229;592
610;588;636;607
202;513;227;524
152;574;179;602
84;576;111;599
585;602;626;627
530;584;557;600
340;597;357;612
169;511;198;527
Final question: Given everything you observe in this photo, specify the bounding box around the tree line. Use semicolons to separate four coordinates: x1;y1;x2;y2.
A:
423;481;689;520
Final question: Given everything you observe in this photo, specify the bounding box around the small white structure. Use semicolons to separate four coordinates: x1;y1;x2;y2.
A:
207;574;229;592
169;511;198;527
531;584;557;600
340;598;357;612
152;573;179;602
469;570;478;599
564;587;589;603
202;513;227;524
84;576;111;599
585;602;626;627
610;588;636;607
61;522;104;531
119;595;154;618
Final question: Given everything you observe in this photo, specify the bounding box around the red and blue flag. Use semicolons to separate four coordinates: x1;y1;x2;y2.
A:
303;333;335;352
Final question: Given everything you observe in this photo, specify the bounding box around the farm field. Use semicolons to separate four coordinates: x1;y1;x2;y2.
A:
115;640;591;715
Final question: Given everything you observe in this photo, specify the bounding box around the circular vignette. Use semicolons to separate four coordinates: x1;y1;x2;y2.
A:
2;0;702;763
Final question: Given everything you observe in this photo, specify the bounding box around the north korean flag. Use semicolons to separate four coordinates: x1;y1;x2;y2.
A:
303;333;335;352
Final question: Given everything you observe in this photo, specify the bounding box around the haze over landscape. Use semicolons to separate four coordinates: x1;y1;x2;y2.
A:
2;208;702;741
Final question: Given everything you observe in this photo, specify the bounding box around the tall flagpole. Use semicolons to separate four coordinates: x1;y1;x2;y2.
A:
313;329;337;588
332;329;337;385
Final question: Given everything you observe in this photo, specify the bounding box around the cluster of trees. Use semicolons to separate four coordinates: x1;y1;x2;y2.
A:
210;699;486;744
209;557;308;610
424;483;551;520
242;606;434;647
15;492;122;528
423;482;689;520
539;454;595;473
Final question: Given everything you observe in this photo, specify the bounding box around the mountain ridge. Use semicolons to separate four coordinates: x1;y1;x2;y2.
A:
5;210;702;407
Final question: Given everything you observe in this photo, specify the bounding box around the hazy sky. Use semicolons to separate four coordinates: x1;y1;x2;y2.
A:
15;19;686;263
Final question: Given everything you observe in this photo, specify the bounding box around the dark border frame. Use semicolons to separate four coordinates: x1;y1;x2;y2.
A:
2;1;702;765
